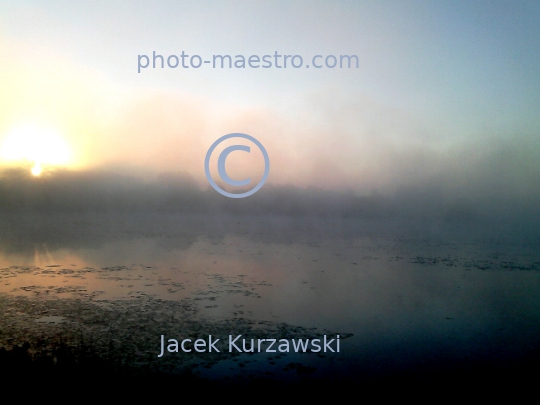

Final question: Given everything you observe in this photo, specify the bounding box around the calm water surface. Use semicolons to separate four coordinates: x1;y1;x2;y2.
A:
1;213;539;381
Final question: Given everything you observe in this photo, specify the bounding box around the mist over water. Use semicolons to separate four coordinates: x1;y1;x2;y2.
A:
1;166;536;219
1;1;540;393
1;166;539;391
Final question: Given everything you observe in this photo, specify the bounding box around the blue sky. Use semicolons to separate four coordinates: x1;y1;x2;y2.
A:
0;1;538;199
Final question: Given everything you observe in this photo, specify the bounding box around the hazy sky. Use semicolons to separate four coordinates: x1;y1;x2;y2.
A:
0;1;539;197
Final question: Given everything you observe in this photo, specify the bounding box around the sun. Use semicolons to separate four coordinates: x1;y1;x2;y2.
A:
0;124;72;176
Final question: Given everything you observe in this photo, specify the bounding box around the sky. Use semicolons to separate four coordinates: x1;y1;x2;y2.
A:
0;1;539;210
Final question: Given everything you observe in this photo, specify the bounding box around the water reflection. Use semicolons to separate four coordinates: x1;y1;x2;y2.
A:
1;213;539;383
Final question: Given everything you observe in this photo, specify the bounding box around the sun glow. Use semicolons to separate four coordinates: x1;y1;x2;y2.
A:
0;124;72;175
